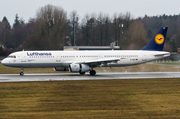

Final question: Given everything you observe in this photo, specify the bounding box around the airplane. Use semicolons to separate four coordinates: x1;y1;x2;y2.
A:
1;27;170;76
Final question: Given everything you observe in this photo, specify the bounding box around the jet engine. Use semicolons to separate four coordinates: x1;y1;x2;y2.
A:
69;64;90;72
54;67;69;71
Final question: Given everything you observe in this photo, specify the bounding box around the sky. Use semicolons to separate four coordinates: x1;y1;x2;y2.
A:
0;0;180;25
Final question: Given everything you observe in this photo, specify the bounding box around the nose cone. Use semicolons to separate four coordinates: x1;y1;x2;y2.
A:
1;58;7;66
1;59;4;64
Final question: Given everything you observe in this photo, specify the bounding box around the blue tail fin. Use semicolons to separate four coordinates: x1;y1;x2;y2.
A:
142;27;168;51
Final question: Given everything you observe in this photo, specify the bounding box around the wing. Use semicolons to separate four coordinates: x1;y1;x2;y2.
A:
72;58;120;67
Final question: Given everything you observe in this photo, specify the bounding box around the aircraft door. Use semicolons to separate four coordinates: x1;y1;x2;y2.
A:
56;53;61;62
21;52;26;62
98;54;103;59
142;53;146;61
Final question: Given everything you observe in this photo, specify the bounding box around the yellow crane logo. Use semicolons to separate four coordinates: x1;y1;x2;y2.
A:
155;34;164;45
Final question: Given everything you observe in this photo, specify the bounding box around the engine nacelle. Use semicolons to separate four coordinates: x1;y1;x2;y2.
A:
69;64;90;72
54;67;69;71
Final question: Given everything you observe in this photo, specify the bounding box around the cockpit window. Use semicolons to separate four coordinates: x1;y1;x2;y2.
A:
7;55;16;58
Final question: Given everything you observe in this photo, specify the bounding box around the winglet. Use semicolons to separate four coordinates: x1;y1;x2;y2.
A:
142;27;168;51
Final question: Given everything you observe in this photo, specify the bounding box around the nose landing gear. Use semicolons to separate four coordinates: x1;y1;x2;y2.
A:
20;68;24;76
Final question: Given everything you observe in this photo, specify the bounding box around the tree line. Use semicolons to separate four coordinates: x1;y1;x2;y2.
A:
0;4;180;55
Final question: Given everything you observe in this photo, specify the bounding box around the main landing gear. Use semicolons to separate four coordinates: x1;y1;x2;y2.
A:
20;68;24;76
90;70;96;75
79;70;96;75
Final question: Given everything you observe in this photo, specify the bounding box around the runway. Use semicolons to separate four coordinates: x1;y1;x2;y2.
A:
0;72;180;82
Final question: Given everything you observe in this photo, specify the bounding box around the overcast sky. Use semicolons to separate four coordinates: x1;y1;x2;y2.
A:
0;0;180;25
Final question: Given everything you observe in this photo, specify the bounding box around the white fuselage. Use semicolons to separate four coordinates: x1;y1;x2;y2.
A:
1;50;170;68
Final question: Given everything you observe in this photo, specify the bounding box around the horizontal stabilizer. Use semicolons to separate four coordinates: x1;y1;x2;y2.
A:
153;52;170;57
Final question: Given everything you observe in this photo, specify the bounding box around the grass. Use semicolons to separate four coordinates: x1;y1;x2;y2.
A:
0;79;180;118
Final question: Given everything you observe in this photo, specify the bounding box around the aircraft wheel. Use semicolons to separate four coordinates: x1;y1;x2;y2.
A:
90;70;96;75
79;72;85;75
20;72;24;76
